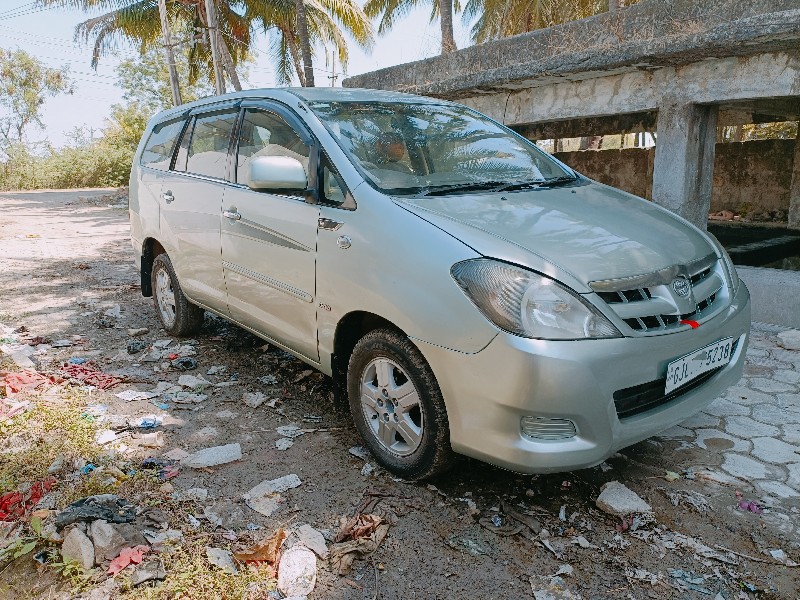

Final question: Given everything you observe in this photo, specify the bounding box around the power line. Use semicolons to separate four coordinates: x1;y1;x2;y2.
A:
0;3;61;21
0;1;37;19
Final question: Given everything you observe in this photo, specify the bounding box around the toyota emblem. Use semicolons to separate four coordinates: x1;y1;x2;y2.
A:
672;276;691;297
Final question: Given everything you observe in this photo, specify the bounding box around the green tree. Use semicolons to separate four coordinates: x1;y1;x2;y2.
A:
0;48;72;149
41;0;373;89
364;0;458;55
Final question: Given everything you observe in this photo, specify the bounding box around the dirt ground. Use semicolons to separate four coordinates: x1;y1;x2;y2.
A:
0;188;798;599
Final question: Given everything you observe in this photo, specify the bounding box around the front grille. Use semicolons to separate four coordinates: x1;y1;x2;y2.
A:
613;339;739;419
590;255;725;334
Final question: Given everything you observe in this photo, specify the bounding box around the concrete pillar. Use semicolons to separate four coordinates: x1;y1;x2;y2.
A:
652;102;718;229
789;131;800;229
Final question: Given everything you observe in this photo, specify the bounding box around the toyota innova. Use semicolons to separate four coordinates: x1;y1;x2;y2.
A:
129;88;751;479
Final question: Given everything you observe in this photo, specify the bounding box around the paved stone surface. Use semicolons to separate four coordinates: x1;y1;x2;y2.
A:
668;323;800;503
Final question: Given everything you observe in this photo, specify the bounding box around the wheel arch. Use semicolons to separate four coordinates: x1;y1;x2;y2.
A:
331;311;406;406
140;238;166;297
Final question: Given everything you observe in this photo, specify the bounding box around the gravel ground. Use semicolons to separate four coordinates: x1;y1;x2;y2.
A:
0;188;798;599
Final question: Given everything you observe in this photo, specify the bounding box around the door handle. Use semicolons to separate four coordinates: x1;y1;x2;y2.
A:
318;217;343;231
222;209;241;220
162;191;174;203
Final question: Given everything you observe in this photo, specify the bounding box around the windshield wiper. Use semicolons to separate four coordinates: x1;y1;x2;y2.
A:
494;175;578;192
415;180;509;197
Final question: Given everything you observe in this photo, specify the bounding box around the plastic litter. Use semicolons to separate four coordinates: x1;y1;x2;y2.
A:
59;362;122;389
243;474;301;517
243;392;267;408
0;477;56;521
182;443;242;468
116;389;159;402
55;495;137;529
127;340;146;354
67;357;88;365
108;545;149;576
141;458;180;480
233;528;286;563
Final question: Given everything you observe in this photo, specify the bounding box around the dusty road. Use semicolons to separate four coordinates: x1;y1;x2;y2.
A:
0;188;798;599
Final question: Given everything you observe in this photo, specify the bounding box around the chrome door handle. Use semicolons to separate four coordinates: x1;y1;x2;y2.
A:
222;209;241;220
318;217;343;231
162;191;174;203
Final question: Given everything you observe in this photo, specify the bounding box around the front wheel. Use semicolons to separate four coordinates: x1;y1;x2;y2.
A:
151;253;204;336
347;328;455;480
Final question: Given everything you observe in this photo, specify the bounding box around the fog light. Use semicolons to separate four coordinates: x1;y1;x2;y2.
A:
521;416;577;440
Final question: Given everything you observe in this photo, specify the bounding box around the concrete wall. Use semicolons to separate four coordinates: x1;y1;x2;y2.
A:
554;139;796;215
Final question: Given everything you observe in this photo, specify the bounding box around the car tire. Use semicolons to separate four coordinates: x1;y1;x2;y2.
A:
151;253;204;336
347;328;455;480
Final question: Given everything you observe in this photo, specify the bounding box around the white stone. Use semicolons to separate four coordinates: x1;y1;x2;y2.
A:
703;398;750;417
595;481;651;516
777;330;800;351
752;404;800;425
89;520;127;564
181;443;242;468
720;453;782;480
296;524;329;559
277;545;317;598
679;412;721;429
787;463;800;490
724;416;780;438
751;437;800;464
127;327;149;337
61;527;95;569
756;480;800;499
773;370;800;385
276;438;294;451
749;378;796;394
692;429;751;453
782;424;800;444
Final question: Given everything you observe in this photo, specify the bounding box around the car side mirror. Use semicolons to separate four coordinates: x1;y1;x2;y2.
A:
247;155;308;191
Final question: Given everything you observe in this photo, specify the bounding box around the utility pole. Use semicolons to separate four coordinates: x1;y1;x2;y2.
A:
328;52;338;87
158;0;182;106
204;0;226;95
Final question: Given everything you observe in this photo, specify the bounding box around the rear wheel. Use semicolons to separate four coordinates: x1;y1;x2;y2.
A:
151;253;204;336
347;328;455;480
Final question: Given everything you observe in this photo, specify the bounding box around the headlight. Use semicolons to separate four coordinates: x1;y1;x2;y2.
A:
451;259;621;340
707;234;739;296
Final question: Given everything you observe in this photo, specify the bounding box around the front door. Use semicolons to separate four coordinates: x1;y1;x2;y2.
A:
221;106;319;360
160;109;238;310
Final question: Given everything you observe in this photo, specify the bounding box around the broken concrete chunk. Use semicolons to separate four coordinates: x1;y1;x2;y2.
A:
243;392;267;408
276;425;304;438
61;527;95;569
177;374;210;389
296;524;329;559
777;330;800;351
181;443;242;468
89;520;127;565
595;481;652;516
243;474;302;517
206;547;238;574
130;559;166;586
276;438;294;451
277;545;317;598
127;328;149;337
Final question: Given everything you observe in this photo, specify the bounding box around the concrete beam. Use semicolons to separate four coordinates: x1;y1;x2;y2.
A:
512;112;656;139
790;133;800;229
651;103;719;229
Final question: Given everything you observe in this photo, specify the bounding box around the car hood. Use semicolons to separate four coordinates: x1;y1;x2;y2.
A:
395;181;715;289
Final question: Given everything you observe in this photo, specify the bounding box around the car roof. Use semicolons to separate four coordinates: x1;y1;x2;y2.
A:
146;87;452;128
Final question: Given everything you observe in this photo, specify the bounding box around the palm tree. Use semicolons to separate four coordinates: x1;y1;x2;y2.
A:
39;0;372;88
364;0;458;55
462;0;602;44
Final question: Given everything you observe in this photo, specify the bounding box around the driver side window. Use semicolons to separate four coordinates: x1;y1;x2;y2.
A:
237;109;310;193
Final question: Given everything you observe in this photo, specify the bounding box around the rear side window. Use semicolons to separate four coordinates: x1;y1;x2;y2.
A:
140;119;185;170
185;111;237;180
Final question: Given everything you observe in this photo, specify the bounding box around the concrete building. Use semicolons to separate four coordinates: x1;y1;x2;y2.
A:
344;0;800;326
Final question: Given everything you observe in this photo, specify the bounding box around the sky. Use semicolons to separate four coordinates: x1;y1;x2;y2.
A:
0;0;474;148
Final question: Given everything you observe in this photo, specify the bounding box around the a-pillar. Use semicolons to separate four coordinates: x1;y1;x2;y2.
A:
652;102;718;229
789;129;800;229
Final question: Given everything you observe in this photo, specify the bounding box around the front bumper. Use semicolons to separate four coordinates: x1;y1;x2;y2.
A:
416;282;751;474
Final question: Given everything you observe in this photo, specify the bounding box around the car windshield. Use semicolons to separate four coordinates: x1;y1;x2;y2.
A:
307;100;574;195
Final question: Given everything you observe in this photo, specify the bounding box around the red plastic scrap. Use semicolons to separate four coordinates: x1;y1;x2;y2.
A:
107;545;149;575
1;370;58;394
0;477;56;522
59;362;121;389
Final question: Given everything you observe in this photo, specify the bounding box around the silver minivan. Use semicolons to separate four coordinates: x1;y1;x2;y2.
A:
129;88;751;479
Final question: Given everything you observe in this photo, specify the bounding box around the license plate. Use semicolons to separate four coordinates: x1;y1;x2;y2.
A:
665;337;734;395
